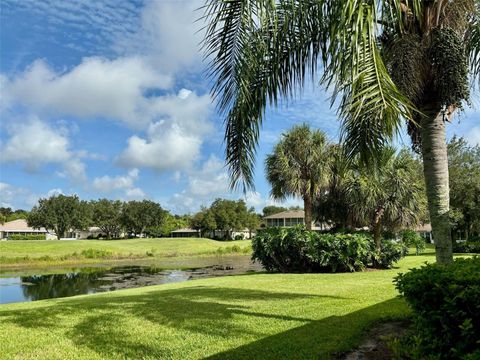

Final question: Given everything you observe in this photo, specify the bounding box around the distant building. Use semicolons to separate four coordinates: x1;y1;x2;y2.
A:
263;210;328;230
170;228;201;238
0;219;56;240
264;210;306;227
416;223;433;243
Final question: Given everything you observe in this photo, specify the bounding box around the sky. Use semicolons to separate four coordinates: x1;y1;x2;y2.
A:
1;0;479;214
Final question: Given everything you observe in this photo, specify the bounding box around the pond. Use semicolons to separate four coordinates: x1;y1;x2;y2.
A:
0;255;262;304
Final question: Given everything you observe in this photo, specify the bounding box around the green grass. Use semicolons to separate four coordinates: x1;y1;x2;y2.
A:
0;238;252;268
0;254;436;360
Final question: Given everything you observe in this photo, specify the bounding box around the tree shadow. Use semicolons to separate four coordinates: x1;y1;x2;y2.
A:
0;285;406;359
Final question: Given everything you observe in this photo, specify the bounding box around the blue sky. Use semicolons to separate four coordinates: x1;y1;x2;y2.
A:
1;0;479;214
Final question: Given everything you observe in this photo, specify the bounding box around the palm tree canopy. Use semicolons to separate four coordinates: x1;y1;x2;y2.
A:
345;147;426;231
202;0;479;190
265;124;331;200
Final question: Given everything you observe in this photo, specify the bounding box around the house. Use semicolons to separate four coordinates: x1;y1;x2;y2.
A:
263;210;328;230
170;228;201;238
416;223;433;243
0;219;56;240
264;210;306;227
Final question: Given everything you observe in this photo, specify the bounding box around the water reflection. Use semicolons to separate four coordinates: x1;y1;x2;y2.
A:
0;258;262;304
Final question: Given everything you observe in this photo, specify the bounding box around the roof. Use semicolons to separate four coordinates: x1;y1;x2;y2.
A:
0;219;47;232
264;210;305;219
170;228;200;233
415;223;432;232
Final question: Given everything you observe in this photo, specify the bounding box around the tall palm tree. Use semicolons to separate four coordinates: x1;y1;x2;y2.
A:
265;124;331;230
202;0;479;264
345;148;426;251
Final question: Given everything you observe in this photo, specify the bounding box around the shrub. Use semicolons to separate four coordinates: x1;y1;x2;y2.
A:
252;226;400;273
394;257;480;359
453;241;480;254
234;234;245;240
9;234;46;240
372;240;408;269
401;229;426;255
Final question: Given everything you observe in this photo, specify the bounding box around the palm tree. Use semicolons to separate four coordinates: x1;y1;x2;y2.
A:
202;0;479;264
265;124;331;230
345;148;426;251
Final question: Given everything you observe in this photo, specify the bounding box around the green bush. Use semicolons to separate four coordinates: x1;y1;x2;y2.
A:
394;257;480;359
252;226;403;273
9;234;46;240
401;229;426;255
234;234;245;240
453;241;480;254
372;240;407;268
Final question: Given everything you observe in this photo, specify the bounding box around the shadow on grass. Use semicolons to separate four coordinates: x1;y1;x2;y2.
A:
0;285;407;359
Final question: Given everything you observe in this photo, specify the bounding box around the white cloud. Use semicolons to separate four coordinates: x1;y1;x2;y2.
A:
466;127;480;145
114;0;203;72
117;89;212;171
91;168;145;200
125;187;145;200
92;168;139;193
0;117;87;183
169;155;230;213
0;183;27;208
3;57;172;129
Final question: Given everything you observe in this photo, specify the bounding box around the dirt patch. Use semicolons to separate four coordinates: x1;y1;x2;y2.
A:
338;321;409;360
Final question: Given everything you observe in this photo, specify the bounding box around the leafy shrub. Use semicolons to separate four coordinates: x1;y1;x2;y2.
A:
234;234;245;240
252;226;401;273
401;229;426;255
372;240;408;269
394;257;480;359
9;234;46;240
453;241;480;254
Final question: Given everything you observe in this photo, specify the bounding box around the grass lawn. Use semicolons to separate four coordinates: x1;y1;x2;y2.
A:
0;254;437;360
0;238;252;268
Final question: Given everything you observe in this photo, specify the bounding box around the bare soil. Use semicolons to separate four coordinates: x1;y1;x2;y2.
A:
338;321;409;360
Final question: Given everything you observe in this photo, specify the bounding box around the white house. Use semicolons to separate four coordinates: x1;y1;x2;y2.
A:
263;210;328;230
0;219;56;240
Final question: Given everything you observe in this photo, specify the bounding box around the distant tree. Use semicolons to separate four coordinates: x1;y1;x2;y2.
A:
245;208;261;238
266;125;331;230
27;195;90;239
209;199;250;240
262;206;288;218
191;207;217;237
0;213;5;225
448;137;480;240
90;199;123;239
121;200;166;237
148;213;189;237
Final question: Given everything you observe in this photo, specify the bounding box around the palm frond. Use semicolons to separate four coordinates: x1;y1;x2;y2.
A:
466;3;480;87
202;0;324;191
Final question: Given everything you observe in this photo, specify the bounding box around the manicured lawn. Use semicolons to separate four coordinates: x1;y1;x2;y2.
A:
0;254;436;360
0;238;252;268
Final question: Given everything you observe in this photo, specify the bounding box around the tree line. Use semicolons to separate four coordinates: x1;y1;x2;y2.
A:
23;196;262;240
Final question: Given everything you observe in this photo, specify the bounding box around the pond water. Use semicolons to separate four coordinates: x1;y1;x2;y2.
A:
0;256;262;304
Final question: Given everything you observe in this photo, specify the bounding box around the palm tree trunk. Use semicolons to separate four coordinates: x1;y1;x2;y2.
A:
304;195;313;230
420;112;453;265
372;208;384;252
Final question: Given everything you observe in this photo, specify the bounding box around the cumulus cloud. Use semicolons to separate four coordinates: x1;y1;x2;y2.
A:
114;0;203;72
0;183;27;208
91;168;145;200
0;117;87;183
3;57;172;128
169;155;230;213
117;89;212;171
466;127;480;145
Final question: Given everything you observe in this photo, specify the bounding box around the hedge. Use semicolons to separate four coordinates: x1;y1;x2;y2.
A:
8;234;46;240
